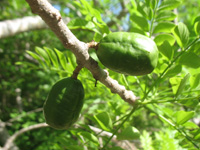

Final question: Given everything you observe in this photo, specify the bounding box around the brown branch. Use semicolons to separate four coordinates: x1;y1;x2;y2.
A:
2;123;48;150
25;0;137;105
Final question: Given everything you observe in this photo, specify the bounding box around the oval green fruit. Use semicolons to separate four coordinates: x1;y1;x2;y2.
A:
97;32;158;76
43;77;84;130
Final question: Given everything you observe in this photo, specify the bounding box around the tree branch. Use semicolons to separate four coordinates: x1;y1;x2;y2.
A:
25;0;137;105
0;16;70;39
2;123;48;150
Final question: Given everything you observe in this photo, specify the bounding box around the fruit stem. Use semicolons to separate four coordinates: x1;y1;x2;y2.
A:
87;40;99;50
71;64;83;79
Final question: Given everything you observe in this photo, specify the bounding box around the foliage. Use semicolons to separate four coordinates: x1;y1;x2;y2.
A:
1;0;200;149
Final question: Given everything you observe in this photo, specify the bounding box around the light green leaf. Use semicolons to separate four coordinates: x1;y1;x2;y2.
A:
158;0;182;11
35;47;51;67
174;111;194;125
78;131;99;144
175;73;190;97
194;21;200;35
156;11;176;21
93;112;112;131
54;48;68;70
153;21;175;34
190;74;200;89
154;34;175;46
131;13;149;31
44;47;59;69
169;77;182;94
178;52;200;68
26;50;46;68
172;22;189;48
140;130;154;150
158;41;174;60
117;126;140;140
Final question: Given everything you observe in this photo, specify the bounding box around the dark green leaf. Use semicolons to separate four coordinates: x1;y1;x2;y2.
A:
153;21;175;34
178;52;200;68
172;22;189;48
188;40;200;55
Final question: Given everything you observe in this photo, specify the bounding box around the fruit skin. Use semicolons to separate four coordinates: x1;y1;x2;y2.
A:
43;77;84;130
97;32;158;76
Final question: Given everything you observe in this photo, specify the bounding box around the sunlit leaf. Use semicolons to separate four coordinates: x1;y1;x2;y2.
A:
169;77;182;94
154;34;175;46
54;48;68;70
93;112;112;131
158;0;182;11
78;131;99;144
26;50;46;68
131;13;149;31
174;111;194;125
172;22;189;48
35;47;51;67
175;73;190;97
44;47;59;69
190;74;200;89
156;11;176;21
158;41;174;60
153;21;175;34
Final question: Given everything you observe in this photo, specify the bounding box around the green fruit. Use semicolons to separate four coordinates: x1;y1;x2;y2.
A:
43;77;84;130
97;32;158;76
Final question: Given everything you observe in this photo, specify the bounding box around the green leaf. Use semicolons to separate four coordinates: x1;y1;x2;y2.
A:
93;112;112;131
172;22;189;48
158;0;182;11
190;74;200;89
174;111;194;125
153;21;175;34
26;50;46;68
156;11;176;22
54;48;68;70
158;41;174;60
140;130;154;150
117;126;140;140
35;47;51;67
188;39;200;55
44;47;59;69
78;131;99;144
131;13;149;31
175;73;190;97
169;77;182;94
165;65;182;77
154;34;175;46
194;21;200;35
178;52;200;68
183;121;199;129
